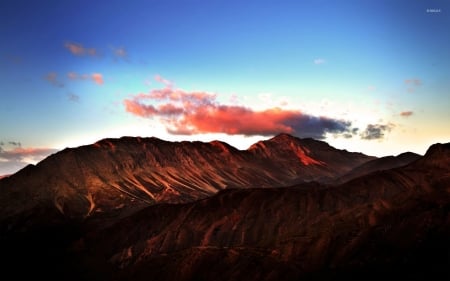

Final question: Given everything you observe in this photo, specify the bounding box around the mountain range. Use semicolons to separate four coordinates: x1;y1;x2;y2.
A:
0;134;448;280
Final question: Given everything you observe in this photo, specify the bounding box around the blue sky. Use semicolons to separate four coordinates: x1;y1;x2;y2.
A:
1;0;449;175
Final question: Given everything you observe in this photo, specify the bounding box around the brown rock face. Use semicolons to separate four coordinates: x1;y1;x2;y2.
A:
0;137;448;281
78;143;448;280
0;134;374;222
336;151;421;184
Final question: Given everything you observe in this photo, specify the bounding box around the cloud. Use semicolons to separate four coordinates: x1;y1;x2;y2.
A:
314;58;326;65
67;72;104;85
112;46;127;60
44;72;64;87
400;111;413;117
91;73;104;85
404;78;421;86
0;144;58;175
8;141;21;147
154;74;173;87
404;78;421;93
360;123;394;140
123;83;352;139
67;93;80;102
64;42;98;56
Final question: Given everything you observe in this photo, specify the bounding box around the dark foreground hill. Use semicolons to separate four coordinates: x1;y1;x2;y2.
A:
0;140;448;280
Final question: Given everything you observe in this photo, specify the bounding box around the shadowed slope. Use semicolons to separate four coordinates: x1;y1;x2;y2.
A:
0;134;374;222
72;142;450;281
336;151;421;184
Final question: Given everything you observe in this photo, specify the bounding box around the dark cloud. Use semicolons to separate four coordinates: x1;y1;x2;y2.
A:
8;141;21;147
360;124;394;140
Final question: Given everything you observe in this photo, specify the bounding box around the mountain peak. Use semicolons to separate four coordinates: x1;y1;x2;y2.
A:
268;133;299;142
416;142;450;168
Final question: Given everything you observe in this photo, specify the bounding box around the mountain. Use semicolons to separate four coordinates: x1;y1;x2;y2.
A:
335;151;421;184
72;142;450;280
0;134;374;223
1;137;448;280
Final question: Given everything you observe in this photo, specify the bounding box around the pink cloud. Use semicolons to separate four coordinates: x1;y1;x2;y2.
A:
64;42;97;56
154;74;173;87
67;72;78;80
123;99;158;117
67;72;104;85
123;85;352;139
404;78;422;93
91;73;104;85
0;145;58;175
404;78;421;86
44;72;64;87
400;111;413;117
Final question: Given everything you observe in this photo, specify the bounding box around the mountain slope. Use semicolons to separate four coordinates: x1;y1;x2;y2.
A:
75;142;450;280
0;134;374;222
335;151;421;184
0;142;448;280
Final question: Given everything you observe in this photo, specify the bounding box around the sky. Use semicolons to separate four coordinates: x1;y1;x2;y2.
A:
1;0;449;175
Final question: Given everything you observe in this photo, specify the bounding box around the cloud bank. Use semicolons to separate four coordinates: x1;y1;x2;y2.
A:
123;77;353;139
0;143;58;175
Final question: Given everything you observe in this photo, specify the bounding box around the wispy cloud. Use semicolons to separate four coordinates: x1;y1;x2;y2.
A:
64;42;98;56
360;123;394;140
404;78;421;93
123;78;352;139
367;85;376;91
400;111;413;117
44;72;64;87
154;74;173;87
111;46;128;61
314;58;326;65
67;93;80;102
0;142;58;175
404;78;421;86
67;72;104;85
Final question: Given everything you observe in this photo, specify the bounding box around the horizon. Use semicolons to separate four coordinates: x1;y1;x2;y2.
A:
2;132;443;178
1;0;449;175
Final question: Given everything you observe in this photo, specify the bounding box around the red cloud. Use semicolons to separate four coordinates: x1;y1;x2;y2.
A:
64;42;97;56
400;111;413;117
67;72;104;85
123;85;352;139
91;73;104;85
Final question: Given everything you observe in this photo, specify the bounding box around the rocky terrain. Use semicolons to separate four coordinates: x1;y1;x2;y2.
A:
0;135;448;280
0;134;373;223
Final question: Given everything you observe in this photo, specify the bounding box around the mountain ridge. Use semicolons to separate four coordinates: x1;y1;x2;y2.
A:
0;139;448;280
72;142;450;280
0;134;374;222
